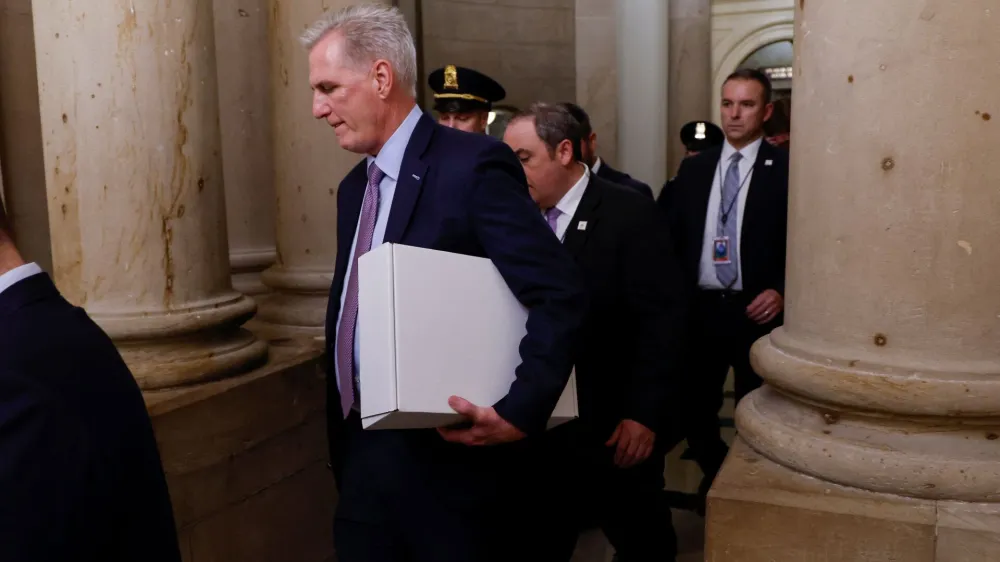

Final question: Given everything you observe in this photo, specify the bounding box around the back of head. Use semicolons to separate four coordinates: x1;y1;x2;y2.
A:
557;102;592;137
764;97;791;136
300;4;418;98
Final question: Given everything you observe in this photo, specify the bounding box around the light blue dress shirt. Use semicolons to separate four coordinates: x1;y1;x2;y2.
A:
334;104;424;395
0;262;43;296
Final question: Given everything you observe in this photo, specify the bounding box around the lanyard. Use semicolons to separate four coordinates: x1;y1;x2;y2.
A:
717;155;753;227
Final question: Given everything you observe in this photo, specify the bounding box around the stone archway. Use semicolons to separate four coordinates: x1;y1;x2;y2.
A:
711;3;794;115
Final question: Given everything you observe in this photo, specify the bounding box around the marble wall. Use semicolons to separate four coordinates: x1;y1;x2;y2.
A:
575;0;618;168
420;0;576;113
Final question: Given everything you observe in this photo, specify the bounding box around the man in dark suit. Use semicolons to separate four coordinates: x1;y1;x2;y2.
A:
0;205;180;560
559;102;654;199
504;102;686;561
302;6;586;561
665;68;789;511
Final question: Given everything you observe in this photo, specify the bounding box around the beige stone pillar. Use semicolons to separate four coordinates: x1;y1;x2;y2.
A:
616;0;669;191
0;0;51;270
667;0;712;177
213;0;277;296
575;0;619;170
32;0;268;390
257;0;386;339
707;1;1000;559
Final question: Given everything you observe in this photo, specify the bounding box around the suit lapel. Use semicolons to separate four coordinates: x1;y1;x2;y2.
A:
383;113;434;244
334;161;368;281
562;176;602;258
740;141;775;245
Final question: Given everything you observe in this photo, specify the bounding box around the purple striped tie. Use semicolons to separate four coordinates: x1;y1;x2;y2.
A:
544;207;562;234
336;162;385;418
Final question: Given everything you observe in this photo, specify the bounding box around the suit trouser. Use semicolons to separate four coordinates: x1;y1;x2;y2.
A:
536;421;677;562
330;412;533;562
663;289;777;496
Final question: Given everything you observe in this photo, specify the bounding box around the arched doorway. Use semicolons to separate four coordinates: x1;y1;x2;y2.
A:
737;39;793;102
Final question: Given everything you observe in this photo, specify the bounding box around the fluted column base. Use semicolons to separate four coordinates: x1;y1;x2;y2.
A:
91;292;268;390
706;439;1000;561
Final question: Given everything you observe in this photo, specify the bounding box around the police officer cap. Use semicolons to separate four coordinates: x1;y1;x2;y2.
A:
428;65;506;114
680;121;725;152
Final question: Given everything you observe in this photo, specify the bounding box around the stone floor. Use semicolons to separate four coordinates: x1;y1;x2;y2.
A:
570;374;737;562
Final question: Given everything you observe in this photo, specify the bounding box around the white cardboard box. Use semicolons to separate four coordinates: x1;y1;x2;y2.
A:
357;243;579;430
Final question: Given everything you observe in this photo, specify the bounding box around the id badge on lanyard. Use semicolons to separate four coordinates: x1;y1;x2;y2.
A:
712;236;731;265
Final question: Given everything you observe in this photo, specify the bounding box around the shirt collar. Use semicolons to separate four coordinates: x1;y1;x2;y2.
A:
591;157;603;174
721;135;763;166
366;104;423;181
554;163;591;219
0;262;43;297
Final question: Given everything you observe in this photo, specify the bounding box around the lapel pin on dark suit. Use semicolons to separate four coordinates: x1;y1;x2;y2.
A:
577;221;588;231
765;159;773;166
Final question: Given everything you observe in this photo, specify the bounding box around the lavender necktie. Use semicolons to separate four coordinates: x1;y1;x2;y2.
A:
336;162;385;418
544;206;562;235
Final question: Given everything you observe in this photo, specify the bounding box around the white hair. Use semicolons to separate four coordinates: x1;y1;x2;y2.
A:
300;4;417;97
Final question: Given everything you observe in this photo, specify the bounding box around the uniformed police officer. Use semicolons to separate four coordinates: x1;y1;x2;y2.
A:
679;120;725;157
427;65;506;134
658;121;725;211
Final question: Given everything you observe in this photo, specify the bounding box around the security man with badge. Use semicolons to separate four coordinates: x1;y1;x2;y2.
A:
427;64;506;134
658;120;725;211
663;69;788;513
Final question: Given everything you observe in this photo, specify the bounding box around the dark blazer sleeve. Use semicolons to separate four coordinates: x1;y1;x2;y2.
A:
618;203;689;433
468;143;588;435
0;370;89;561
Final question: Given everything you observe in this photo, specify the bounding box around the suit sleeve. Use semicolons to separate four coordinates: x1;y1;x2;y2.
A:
469;143;588;435
0;371;89;561
619;203;689;433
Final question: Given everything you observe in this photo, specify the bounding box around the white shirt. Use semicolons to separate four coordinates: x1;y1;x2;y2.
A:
546;164;590;241
591;157;603;174
697;137;763;291
0;263;43;296
334;104;423;394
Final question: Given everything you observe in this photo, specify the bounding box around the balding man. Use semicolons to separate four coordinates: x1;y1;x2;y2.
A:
303;5;585;561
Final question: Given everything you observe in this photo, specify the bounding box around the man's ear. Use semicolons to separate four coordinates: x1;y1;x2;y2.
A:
372;59;393;99
557;139;575;166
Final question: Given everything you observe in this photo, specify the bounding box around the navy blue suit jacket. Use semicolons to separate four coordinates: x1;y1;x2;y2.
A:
595;161;654;199
0;273;180;562
325;112;586;439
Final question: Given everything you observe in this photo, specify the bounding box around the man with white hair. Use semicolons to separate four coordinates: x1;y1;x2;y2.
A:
302;5;586;561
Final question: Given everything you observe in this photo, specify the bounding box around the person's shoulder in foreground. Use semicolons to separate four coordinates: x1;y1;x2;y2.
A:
0;265;180;562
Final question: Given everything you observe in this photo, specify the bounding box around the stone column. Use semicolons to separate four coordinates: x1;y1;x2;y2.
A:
575;0;619;170
0;0;51;270
616;0;669;192
667;0;711;177
32;0;268;390
257;0;387;340
213;0;277;295
707;1;1000;559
